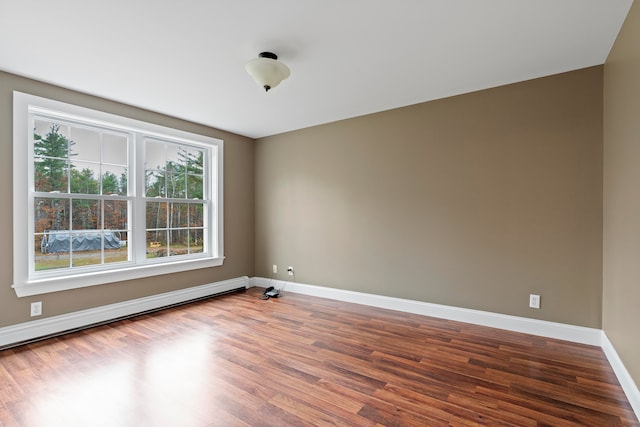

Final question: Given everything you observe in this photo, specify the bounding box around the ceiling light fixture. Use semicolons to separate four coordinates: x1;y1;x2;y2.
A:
245;52;290;92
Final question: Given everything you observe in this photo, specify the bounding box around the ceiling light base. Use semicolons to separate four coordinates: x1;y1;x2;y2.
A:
246;51;290;92
259;52;278;60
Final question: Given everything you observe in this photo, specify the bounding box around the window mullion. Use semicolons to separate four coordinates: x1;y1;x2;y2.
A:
133;133;147;263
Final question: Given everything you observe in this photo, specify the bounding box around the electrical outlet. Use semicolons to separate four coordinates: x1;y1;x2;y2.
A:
272;264;277;274
31;301;42;317
287;266;294;276
529;294;541;309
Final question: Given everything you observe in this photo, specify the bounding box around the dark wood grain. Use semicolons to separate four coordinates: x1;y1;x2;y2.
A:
0;287;637;426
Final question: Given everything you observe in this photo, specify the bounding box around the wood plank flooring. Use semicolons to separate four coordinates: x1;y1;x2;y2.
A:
0;287;637;426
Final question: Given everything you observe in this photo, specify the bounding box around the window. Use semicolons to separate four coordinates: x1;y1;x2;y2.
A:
13;92;223;297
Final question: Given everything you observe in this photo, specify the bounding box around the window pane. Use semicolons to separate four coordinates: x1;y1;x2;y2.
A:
104;200;128;230
118;231;128;247
171;202;189;228
70;161;100;194
34;119;68;141
34;198;70;232
103;132;128;165
166;172;186;198
72;199;101;230
188;204;204;228
34;157;69;193
102;165;127;195
169;230;186;256
166;144;181;172
34;121;71;193
187;174;203;199
105;231;128;265
145;140;165;172
189;229;204;254
146;230;167;258
70;126;101;162
146;170;165;197
119;169;128;195
70;231;103;268
35;231;71;271
184;148;204;174
146;202;167;229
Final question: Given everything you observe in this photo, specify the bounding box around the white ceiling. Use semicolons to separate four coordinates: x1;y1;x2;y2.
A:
0;1;633;139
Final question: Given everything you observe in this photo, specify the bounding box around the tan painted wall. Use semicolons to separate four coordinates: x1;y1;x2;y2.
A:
604;0;640;388
256;67;603;327
0;71;255;328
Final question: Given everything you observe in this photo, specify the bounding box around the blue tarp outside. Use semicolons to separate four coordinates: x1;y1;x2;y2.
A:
41;230;122;253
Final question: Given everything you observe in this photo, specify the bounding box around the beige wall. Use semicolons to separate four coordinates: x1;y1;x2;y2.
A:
256;67;604;327
0;71;255;328
604;1;640;388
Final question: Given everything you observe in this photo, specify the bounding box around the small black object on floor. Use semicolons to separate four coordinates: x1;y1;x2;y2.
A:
261;286;280;300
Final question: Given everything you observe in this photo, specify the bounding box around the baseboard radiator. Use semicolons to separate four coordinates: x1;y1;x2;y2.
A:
0;276;249;350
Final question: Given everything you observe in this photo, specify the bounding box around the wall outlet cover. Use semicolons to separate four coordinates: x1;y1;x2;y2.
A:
30;301;42;317
529;294;541;309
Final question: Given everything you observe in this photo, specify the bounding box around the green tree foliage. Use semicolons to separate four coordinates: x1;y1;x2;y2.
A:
119;170;128;195
70;168;99;194
183;149;204;199
101;171;119;195
34;124;74;192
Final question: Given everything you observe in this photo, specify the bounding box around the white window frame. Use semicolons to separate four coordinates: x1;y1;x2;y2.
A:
13;92;224;297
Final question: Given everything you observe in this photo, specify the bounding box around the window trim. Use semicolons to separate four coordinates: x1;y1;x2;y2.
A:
13;92;224;297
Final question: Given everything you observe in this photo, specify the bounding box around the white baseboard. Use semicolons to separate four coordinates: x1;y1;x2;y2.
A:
0;276;249;348
252;277;602;345
601;332;640;418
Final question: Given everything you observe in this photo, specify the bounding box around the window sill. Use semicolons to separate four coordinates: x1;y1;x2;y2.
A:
13;256;224;297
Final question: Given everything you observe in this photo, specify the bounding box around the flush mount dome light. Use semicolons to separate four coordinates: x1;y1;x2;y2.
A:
245;52;290;92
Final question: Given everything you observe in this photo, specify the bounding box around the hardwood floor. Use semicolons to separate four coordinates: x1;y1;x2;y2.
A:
0;287;637;426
